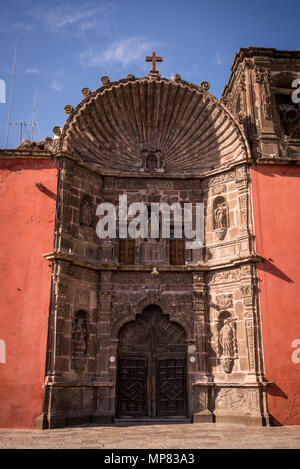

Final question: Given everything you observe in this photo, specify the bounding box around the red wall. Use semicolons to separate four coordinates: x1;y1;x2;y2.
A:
0;158;58;429
251;165;300;425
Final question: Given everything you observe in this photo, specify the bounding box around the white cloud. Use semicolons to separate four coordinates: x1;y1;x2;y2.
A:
0;1;114;36
50;79;63;91
25;68;40;75
80;37;158;68
215;52;223;66
28;1;113;34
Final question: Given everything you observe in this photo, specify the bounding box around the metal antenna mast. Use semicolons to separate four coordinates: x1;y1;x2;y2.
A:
14;121;28;143
30;87;40;142
5;39;17;149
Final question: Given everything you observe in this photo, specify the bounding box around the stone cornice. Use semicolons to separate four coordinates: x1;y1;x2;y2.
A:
0;149;53;159
56;151;252;180
43;250;264;272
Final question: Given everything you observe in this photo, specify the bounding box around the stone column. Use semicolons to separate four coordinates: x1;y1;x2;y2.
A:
192;272;208;379
192;269;213;426
93;270;114;423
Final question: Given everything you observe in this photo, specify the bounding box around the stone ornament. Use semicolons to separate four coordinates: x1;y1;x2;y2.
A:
81;87;91;97
140;148;165;172
52;126;61;136
101;76;110;85
200;81;210;91
171;73;181;82
216;294;233;309
64;104;74;115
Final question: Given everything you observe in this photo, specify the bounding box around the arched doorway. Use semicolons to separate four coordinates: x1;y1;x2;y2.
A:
117;305;188;419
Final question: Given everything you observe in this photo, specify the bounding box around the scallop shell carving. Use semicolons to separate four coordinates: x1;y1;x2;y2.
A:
61;78;248;173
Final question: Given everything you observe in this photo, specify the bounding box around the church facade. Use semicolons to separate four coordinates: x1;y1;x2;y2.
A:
1;47;300;429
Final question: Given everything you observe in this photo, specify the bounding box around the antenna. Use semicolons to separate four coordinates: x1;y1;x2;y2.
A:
14;121;28;143
30;87;40;142
5;39;17;149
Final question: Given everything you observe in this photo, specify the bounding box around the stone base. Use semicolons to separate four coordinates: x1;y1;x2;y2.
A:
193;410;214;423
213;410;269;427
36;412;65;430
36;411;115;429
92;412;115;425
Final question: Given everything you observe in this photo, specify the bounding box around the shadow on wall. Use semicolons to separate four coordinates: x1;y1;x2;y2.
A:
267;384;288;426
258;259;294;284
251;165;300;179
35;183;57;201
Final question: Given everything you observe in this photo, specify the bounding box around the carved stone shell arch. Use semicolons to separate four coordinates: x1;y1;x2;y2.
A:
59;76;250;174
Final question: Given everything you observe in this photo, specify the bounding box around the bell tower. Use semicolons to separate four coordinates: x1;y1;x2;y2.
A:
221;47;300;162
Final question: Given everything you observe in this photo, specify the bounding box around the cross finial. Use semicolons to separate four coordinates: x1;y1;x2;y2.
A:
145;51;163;78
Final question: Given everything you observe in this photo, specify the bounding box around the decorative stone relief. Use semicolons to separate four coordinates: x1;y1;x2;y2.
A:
140;148;165;173
207;171;234;187
216;294;233;309
71;312;89;373
215;388;247;410
235;166;248;184
245;319;256;371
258;69;272;120
76;291;89;308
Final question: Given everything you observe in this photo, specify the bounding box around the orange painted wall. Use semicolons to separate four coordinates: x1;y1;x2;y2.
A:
251;165;300;425
0;158;58;429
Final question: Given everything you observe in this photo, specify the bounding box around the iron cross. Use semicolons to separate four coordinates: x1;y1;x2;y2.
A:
145;52;163;73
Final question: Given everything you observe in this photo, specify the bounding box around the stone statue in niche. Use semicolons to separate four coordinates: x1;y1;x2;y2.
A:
212;196;229;240
80;196;93;227
71;314;89;372
216;316;238;374
80;196;93;239
214;202;227;229
81;201;92;226
219;319;235;357
140;148;165;172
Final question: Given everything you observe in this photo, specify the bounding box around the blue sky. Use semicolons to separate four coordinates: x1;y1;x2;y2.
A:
0;0;299;149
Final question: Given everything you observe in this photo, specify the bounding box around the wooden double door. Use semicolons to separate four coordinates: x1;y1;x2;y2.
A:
117;306;188;419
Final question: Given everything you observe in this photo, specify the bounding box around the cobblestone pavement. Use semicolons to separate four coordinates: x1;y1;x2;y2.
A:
0;422;300;449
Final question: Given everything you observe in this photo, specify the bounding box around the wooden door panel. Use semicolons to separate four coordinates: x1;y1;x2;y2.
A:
117;356;147;417
156;358;186;416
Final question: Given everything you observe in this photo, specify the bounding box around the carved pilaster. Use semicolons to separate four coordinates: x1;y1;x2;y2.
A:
193;273;208;378
96;271;113;381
